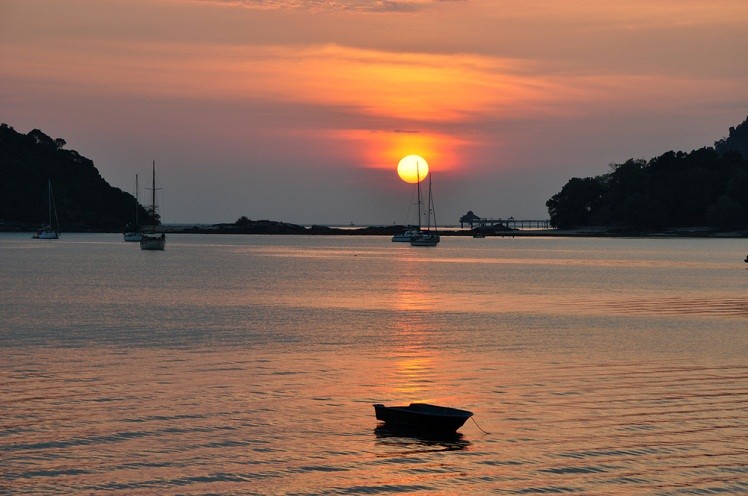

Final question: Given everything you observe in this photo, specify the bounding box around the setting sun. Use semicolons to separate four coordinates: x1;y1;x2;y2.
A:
397;155;429;183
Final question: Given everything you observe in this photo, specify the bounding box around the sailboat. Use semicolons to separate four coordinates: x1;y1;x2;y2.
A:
410;169;440;247
123;174;143;241
32;179;60;239
139;162;166;251
392;181;423;242
392;227;421;242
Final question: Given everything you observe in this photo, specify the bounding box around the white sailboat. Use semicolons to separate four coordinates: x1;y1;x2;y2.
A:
392;168;424;242
123;174;143;242
392;227;421;242
410;168;440;247
392;185;422;242
32;179;60;239
139;162;166;251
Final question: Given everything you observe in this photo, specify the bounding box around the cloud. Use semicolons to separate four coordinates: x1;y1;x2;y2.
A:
192;0;441;13
0;37;556;123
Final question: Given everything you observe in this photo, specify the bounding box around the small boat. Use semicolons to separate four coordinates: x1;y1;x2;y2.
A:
123;230;144;242
140;232;165;250
409;167;440;247
140;161;166;251
373;403;473;433
123;174;143;242
392;227;422;242
124;230;145;242
33;179;60;239
410;232;440;247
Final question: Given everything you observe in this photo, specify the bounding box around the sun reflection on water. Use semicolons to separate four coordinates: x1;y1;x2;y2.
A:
383;265;443;402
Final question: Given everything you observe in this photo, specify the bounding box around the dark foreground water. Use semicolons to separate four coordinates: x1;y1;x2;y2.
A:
2;233;746;494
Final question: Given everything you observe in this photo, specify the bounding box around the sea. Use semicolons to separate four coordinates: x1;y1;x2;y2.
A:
1;233;746;495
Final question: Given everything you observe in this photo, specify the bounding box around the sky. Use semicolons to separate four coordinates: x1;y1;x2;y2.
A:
2;0;747;225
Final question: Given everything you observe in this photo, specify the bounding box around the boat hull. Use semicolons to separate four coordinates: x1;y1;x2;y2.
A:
140;234;166;250
392;230;421;242
410;233;440;246
373;403;473;432
33;230;59;239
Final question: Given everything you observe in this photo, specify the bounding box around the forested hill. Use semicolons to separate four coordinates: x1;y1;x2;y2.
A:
547;116;748;230
0;124;150;231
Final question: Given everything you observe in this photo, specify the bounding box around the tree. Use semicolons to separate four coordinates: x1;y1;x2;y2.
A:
546;177;603;228
715;116;748;157
1;123;150;231
546;116;748;230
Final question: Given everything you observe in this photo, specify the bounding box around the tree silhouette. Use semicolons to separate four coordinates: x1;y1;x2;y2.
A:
0;123;151;231
546;117;748;229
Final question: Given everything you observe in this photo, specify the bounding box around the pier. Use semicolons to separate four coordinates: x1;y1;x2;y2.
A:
460;211;552;230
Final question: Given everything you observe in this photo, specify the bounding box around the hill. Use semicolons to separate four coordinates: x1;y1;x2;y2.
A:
546;116;748;230
0;124;149;232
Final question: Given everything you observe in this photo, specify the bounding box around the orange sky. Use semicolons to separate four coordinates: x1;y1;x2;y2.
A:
2;0;746;223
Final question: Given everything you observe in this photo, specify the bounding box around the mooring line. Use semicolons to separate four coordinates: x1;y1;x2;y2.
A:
471;416;490;434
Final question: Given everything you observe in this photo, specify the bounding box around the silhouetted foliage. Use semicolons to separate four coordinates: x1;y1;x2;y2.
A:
715;115;748;157
0;123;151;231
235;216;251;226
546;117;748;229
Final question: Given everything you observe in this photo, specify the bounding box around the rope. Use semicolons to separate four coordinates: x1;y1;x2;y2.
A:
471;416;490;434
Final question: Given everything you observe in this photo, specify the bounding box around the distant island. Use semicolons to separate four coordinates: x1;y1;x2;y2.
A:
546;116;748;232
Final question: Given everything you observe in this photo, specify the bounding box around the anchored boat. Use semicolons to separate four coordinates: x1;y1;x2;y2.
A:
408;164;439;247
373;403;473;433
33;179;60;239
139;161;166;251
123;174;144;242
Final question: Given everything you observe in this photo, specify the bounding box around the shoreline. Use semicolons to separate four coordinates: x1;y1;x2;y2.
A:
3;223;747;238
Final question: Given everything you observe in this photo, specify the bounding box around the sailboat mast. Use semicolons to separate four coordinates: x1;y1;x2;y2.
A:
151;161;156;233
425;174;432;231
416;162;422;230
428;174;436;231
47;179;52;228
431;175;437;230
135;174;139;226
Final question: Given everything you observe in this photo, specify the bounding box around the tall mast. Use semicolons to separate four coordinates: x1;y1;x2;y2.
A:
134;174;139;226
146;161;162;233
425;174;432;232
416;162;422;230
427;173;435;232
151;162;156;233
47;179;52;228
429;173;437;231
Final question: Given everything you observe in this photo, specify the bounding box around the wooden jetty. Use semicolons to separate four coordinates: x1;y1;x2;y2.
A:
460;211;551;230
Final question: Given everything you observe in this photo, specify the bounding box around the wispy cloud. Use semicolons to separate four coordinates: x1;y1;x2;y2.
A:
190;0;443;12
0;40;559;122
5;35;740;127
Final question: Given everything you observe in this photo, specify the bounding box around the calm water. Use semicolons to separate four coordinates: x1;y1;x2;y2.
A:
1;233;746;495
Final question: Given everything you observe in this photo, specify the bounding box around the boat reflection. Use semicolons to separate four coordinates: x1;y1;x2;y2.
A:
373;424;470;453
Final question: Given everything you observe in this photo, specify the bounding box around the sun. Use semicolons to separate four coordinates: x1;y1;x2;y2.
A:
397;155;429;183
